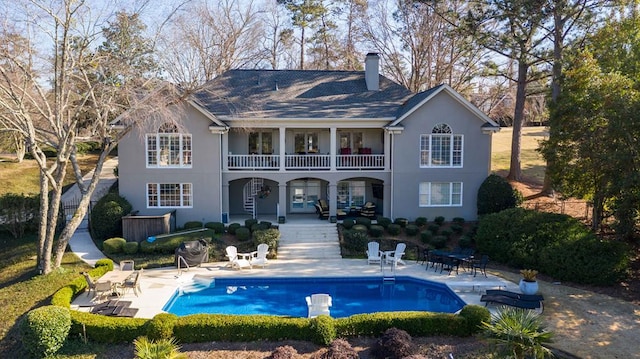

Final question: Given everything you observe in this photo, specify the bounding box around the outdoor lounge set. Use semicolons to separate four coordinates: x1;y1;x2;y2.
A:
315;199;377;220
480;289;544;312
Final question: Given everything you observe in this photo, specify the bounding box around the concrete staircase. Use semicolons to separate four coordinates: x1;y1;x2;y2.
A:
277;223;341;259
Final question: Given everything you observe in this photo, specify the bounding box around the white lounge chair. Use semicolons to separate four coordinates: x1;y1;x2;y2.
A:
366;241;382;264
250;243;269;268
384;242;406;267
306;293;332;318
225;246;252;269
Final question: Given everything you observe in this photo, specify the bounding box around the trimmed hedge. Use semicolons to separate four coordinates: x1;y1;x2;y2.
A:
477;174;522;215
369;225;384;238
387;224;401;236
415;217;428;227
123;241;139;254
253;228;280;249
376;217;392;229
205;221;226;234
394;218;409;228
236;227;251;241
404;224;419;236
355;217;372;228
183;221;203;229
103;237;126;254
21;305;71;358
476;208;629;285
227;223;241;234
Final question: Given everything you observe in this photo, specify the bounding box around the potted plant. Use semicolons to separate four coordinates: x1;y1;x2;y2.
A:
519;269;539;295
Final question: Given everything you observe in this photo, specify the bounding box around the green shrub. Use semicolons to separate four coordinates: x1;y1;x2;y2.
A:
404;224;419;236
253;228;280;249
394;218;409;228
352;224;368;233
0;193;39;239
251;223;269;232
21;306;71;358
310;315;336;345
90;193;132;241
245;218;258;229
482;307;553;359
95;258;115;271
204;222;226;234
415;217;428;227
334;311;472;338
75;141;101;154
343;230;370;253
227;223;241;235
103;237;126;254
342;219;355;229
355;217;372;228
259;220;272;228
450;224;463;234
140;230;213;254
477;174;522;215
458;235;472;248
172;314;312;343
69;311;148;343
376;217;392;229
430;235;447;249
434;216;445;225
476;208;630;285
387;223;401;236
146;313;178;340
459;305;491;334
369;225;384;238
236;227;251;241
123;241;139;254
427;224;440;234
440;228;453;239
452;217;465;225
420;230;433;244
183;221;203;229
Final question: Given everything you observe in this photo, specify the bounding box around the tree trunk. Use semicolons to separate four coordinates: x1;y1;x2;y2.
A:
507;61;529;181
300;26;305;70
541;6;565;196
53;149;110;267
37;168;50;274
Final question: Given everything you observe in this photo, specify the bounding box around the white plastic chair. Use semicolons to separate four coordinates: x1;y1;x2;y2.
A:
306;293;332;318
225;246;252;269
384;242;406;267
250;243;269;268
366;241;382;264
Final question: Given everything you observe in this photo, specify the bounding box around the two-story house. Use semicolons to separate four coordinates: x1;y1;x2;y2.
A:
117;53;499;227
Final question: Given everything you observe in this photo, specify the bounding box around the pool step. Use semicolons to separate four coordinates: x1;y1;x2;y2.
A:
277;224;341;260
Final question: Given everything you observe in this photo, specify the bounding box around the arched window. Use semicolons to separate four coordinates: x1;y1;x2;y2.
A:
146;123;192;167
419;123;463;167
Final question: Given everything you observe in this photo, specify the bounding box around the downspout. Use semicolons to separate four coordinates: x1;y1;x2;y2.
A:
389;132;394;220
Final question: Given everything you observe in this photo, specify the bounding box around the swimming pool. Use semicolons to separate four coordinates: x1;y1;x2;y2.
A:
163;276;466;318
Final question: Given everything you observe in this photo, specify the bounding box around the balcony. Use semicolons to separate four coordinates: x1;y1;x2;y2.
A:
227;153;385;171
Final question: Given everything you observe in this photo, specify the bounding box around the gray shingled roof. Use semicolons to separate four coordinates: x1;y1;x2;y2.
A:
192;70;413;119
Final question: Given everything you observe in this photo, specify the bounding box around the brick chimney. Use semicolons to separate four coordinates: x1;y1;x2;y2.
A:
365;53;380;91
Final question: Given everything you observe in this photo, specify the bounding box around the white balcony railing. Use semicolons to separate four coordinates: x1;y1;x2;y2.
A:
226;154;384;170
228;155;279;170
336;154;385;169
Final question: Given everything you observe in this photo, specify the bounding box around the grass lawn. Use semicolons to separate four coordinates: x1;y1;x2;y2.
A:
0;154;111;196
491;126;548;184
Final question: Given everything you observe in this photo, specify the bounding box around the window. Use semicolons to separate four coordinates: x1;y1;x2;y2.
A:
249;132;273;154
146;123;192;168
147;183;192;208
337;181;365;208
419;182;462;207
338;131;363;151
294;132;318;153
420;123;463;167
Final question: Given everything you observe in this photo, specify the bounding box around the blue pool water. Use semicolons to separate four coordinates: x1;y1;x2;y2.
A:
163;276;466;318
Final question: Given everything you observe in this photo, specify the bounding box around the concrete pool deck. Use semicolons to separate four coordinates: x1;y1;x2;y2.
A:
71;259;515;318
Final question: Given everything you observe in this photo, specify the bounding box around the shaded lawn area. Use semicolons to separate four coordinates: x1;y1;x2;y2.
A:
0;232;92;357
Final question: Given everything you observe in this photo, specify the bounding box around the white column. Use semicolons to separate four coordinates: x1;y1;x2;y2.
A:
328;182;337;217
222;182;230;223
222;131;229;171
330;127;336;171
278;182;287;218
384;130;391;171
279;127;286;171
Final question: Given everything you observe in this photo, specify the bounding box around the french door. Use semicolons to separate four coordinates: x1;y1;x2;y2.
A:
290;180;321;213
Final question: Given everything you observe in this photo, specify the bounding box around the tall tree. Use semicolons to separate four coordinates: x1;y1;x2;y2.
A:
278;0;327;70
0;1;173;273
159;0;264;89
307;2;341;69
261;1;297;69
364;0;485;93
541;14;640;237
336;0;368;70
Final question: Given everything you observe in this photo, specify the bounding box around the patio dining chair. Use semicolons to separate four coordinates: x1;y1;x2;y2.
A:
118;269;143;296
472;254;489;277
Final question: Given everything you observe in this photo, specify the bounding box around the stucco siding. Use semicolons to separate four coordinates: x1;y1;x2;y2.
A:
118;105;223;227
391;91;492;221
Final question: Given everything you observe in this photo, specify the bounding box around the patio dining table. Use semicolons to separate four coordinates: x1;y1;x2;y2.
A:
430;250;474;273
97;270;134;296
